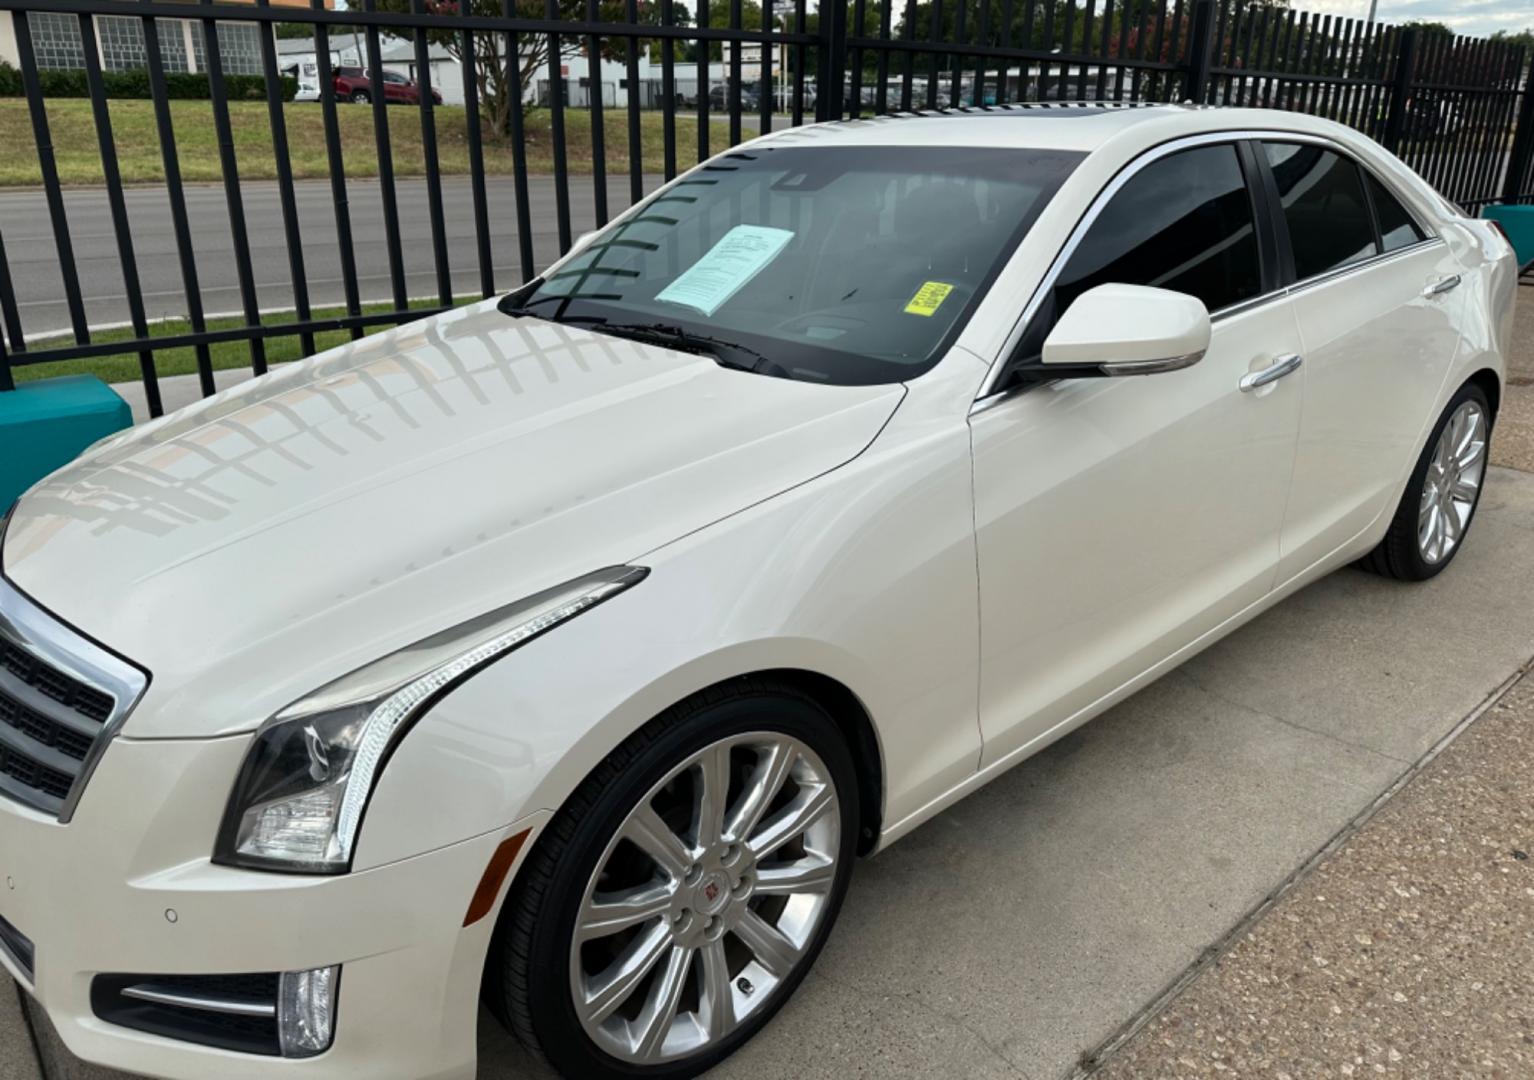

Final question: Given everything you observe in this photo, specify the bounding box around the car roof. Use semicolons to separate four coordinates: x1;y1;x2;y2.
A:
749;103;1362;155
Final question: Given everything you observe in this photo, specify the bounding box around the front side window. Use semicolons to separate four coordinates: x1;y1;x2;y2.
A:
1011;143;1262;368
1265;143;1378;280
514;146;1083;386
1366;173;1427;252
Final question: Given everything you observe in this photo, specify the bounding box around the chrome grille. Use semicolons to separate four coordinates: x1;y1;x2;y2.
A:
0;575;147;820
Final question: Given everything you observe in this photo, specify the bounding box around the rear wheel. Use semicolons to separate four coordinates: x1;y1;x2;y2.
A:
488;680;858;1079
1361;381;1491;581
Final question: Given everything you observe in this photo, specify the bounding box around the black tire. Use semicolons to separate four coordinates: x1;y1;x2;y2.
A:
349;90;370;104
487;678;859;1080
1360;380;1492;581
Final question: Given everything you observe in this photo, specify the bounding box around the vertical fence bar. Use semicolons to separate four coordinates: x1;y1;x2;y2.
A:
1020;0;1037;102
1503;50;1534;203
1183;0;1215;104
661;0;677;174
502;0;536;280
1076;0;1096;100
1094;0;1113;100
0;228;23;359
728;0;742;138
624;0;644;202
77;12;159;414
791;0;806;125
544;0;573;252
1127;0;1150;101
1383;27;1418;154
1056;0;1075;102
12;14;88;343
362;0;408;308
142;0;215;392
851;0;867;116
763;0;778;128
821;0;848;119
313;13;366;335
585;0;609;225
696;0;711;153
0;324;11;394
876;0;891;113
410;0;453;305
457;0;494;297
950;0;967;106
257;0;316;357
900;0;916;108
1149;0;1171;101
1036;0;1053;102
200;3;267;376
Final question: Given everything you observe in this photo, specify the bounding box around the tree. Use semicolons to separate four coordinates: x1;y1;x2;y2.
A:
374;0;676;137
275;23;318;40
1398;20;1454;40
1489;27;1534;54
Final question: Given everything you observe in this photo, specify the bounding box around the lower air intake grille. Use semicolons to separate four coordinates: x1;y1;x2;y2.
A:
92;973;282;1056
0;912;34;981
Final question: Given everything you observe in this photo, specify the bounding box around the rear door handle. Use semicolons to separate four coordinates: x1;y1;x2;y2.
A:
1423;274;1461;297
1239;353;1303;393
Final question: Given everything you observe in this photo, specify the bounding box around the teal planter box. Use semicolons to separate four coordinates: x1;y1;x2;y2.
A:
1482;204;1534;272
0;376;132;509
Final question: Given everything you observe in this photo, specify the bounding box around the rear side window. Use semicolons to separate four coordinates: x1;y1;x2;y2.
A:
1366;173;1427;252
1265;143;1377;280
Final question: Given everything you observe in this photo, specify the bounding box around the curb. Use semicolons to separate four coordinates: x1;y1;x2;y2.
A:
1070;651;1534;1079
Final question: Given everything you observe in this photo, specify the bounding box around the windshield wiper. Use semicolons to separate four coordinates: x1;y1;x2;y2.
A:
578;320;788;377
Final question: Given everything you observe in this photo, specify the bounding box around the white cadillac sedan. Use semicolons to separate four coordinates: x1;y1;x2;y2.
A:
0;105;1516;1080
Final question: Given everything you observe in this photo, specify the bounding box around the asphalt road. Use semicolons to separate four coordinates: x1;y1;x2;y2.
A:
0;175;666;339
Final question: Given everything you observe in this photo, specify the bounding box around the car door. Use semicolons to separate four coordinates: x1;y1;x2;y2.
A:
969;139;1307;769
1257;141;1469;583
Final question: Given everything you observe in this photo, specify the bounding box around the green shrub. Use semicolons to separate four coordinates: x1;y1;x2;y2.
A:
0;66;295;102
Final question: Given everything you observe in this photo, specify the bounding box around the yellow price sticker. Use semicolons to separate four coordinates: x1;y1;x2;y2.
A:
904;281;954;317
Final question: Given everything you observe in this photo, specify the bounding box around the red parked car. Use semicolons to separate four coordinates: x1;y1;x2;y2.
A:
332;66;442;105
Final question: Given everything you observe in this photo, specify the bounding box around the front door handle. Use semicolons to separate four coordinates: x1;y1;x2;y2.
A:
1423;274;1461;297
1239;353;1304;393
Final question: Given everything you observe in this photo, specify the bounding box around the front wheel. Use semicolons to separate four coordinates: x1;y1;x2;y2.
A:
348;89;370;104
1361;381;1492;581
488;680;858;1079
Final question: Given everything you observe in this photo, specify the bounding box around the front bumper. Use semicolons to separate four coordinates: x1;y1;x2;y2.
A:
0;732;543;1080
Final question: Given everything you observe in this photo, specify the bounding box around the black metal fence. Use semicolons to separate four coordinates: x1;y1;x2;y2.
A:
0;0;1530;412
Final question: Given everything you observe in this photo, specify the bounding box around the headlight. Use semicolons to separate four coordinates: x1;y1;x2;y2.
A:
214;566;647;873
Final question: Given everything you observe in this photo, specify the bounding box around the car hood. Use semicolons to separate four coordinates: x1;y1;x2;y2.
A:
1;301;904;738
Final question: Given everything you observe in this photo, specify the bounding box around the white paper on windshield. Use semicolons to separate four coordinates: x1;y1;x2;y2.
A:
655;225;793;317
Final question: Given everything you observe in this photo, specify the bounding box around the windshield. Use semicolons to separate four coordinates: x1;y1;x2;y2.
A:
511;145;1084;385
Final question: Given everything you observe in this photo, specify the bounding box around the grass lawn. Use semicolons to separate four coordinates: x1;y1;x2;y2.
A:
11;299;451;385
0;99;739;186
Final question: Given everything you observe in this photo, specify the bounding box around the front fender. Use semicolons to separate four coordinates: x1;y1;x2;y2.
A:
351;384;982;873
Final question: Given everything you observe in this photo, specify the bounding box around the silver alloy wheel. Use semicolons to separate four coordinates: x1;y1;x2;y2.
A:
1418;399;1487;565
569;732;840;1064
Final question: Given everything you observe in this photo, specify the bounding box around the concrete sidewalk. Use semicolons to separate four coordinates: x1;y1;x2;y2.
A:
10;296;1534;1080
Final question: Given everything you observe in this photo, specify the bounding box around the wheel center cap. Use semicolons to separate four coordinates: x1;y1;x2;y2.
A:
696;869;732;915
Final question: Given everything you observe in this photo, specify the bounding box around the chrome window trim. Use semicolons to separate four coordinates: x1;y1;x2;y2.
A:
973;128;1443;405
0;573;149;823
1284;236;1444;298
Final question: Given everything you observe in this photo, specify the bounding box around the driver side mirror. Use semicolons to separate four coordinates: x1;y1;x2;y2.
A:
1016;284;1211;382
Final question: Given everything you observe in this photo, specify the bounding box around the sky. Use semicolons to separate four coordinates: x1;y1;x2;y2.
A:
1302;0;1534;38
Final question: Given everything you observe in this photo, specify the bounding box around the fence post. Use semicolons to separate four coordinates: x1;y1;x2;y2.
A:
817;0;849;122
1382;28;1419;153
1182;0;1218;105
1503;50;1534;203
